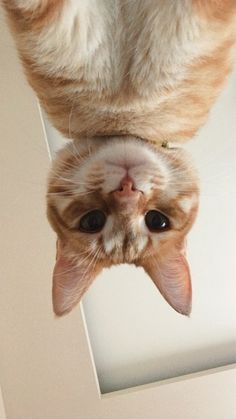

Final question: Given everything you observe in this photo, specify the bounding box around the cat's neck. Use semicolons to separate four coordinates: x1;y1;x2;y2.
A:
89;135;181;151
72;135;181;160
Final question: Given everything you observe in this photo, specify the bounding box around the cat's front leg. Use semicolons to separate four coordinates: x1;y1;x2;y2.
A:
2;0;62;13
2;0;85;79
2;0;66;28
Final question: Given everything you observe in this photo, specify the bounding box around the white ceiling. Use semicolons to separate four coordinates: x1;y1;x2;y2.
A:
44;64;236;394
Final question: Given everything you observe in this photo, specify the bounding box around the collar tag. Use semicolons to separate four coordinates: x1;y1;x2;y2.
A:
161;141;180;149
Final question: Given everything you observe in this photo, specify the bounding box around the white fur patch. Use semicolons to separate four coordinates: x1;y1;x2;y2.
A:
103;215;124;255
103;213;148;256
104;237;116;254
179;196;197;213
104;236;118;254
89;240;98;254
136;235;148;253
103;233;124;255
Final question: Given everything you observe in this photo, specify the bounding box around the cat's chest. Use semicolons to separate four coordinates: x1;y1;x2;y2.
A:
80;0;207;96
31;0;212;99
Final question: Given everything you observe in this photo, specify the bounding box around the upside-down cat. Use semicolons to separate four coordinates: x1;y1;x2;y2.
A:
3;0;236;316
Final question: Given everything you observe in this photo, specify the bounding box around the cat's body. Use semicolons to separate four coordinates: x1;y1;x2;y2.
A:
4;0;236;143
3;0;236;316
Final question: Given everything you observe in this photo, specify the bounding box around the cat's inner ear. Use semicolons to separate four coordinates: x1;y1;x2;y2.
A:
140;242;192;316
52;240;102;316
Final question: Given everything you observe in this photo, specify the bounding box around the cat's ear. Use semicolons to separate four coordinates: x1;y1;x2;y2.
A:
141;242;192;316
52;240;102;316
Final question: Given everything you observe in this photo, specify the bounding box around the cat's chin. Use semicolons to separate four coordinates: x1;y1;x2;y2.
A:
53;135;197;194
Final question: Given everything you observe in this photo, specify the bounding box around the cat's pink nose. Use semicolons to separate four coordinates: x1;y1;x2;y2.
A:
113;176;141;200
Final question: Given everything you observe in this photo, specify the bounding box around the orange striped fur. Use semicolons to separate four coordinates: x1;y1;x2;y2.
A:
3;0;236;144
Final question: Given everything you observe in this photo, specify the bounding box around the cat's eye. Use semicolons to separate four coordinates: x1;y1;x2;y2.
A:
145;210;170;232
79;210;106;233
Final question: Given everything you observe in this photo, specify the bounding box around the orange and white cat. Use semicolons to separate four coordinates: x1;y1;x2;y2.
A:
3;0;236;316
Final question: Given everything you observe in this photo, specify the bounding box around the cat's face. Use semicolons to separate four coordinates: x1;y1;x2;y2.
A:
47;136;199;316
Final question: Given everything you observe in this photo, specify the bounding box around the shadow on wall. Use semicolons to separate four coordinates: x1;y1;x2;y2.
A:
99;340;236;394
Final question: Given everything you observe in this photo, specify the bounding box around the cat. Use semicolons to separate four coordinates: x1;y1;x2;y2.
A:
2;0;236;316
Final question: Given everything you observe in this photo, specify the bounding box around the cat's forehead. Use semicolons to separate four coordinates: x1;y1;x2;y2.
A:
91;212;150;263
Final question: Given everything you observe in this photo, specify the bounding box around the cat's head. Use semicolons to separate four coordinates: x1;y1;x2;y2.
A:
47;136;199;316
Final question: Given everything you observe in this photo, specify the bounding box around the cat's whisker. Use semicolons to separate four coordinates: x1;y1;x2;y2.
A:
48;180;93;187
49;178;96;186
72;143;85;164
74;249;93;258
75;248;100;268
68;95;77;140
55;141;87;165
47;188;94;195
49;170;98;185
86;138;92;157
167;164;196;173
57;161;79;172
49;171;78;183
47;188;89;193
49;174;92;186
54;247;97;278
58;246;102;286
78;246;103;284
53;181;97;189
70;141;89;163
47;190;95;197
54;263;79;278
